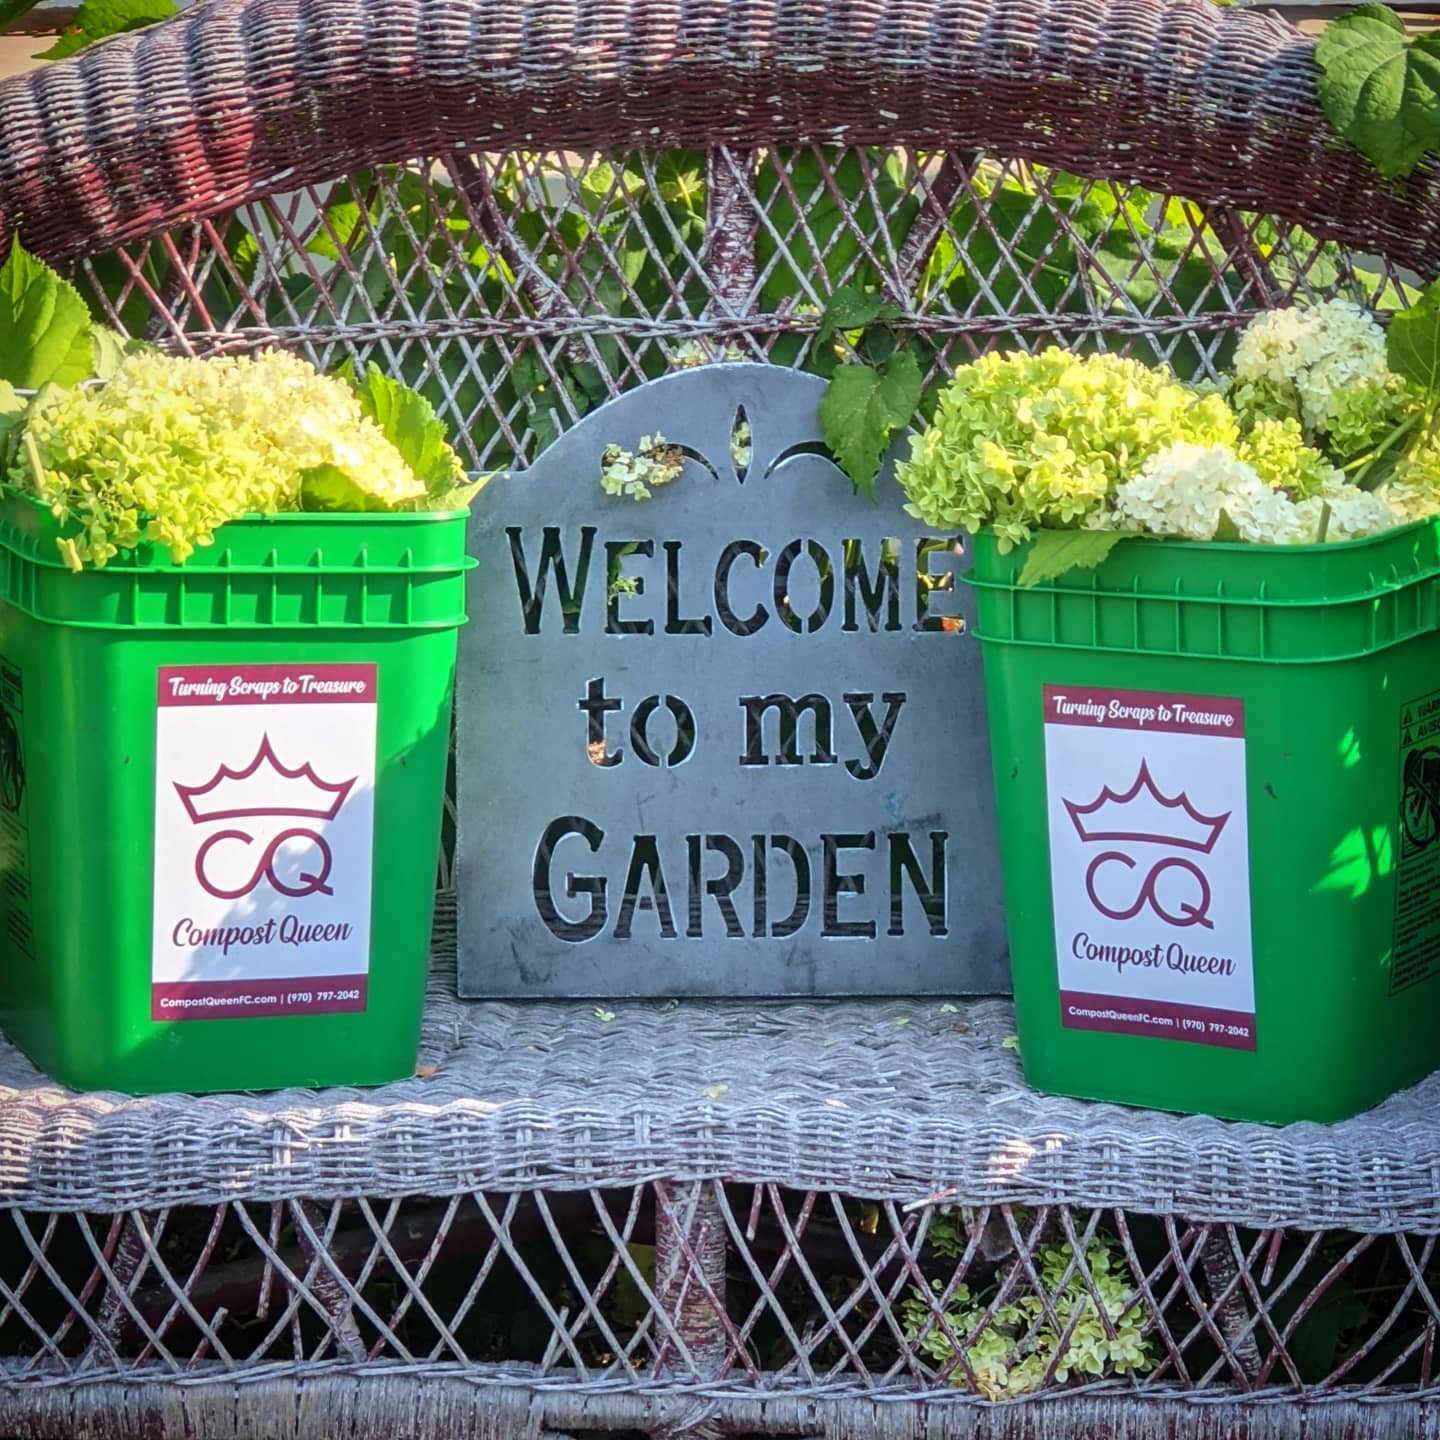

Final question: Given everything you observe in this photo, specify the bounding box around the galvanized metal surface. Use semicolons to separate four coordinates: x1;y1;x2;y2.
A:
457;366;1007;998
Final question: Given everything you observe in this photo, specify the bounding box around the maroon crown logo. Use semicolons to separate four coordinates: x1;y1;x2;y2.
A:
175;735;355;824
1064;761;1229;853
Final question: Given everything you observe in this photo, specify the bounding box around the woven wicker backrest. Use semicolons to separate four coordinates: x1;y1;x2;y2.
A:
0;0;1437;481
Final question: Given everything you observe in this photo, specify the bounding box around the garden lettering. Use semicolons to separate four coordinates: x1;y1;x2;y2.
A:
510;527;949;944
455;365;1010;998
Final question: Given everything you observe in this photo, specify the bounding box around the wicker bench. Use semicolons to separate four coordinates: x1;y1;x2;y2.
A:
3;1;1440;1435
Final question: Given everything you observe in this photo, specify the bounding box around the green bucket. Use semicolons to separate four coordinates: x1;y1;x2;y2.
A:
0;489;472;1095
968;520;1440;1124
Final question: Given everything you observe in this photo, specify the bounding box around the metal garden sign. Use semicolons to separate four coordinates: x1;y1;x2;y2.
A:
456;364;1008;997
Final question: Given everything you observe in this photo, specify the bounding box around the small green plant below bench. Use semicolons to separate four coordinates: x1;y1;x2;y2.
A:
902;1214;1153;1399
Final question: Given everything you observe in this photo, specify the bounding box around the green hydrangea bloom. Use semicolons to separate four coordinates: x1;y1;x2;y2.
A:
1322;376;1420;462
1382;440;1440;523
1218;371;1411;470
13;350;436;569
1235;417;1338;500
895;349;1240;550
1226;374;1302;432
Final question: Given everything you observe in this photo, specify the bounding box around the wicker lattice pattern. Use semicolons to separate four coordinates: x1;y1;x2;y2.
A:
4;0;1440;1435
55;148;1425;482
3;0;1440;277
3;1179;1440;1434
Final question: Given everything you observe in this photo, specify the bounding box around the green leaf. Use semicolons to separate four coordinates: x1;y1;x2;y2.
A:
755;149;920;307
348;360;465;495
305;197;366;262
650;150;707;211
0;1;44;30
804;341;842;382
949;181;1072;315
819;351;923;498
861;327;898;365
89;323;137;380
0;237;95;389
816;286;899;348
1387;276;1440;393
1288;1281;1368;1382
1018;529;1124;587
1316;6;1440;181
37;0;177;59
397;473;488;513
298;464;392;514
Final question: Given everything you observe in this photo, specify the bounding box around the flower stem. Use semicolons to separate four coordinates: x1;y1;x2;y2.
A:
1347;411;1421;490
21;429;44;492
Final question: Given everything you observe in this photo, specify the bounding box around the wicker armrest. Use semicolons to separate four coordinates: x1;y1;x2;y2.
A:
0;0;1437;277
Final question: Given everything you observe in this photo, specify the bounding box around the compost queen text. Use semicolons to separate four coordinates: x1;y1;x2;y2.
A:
1073;932;1238;979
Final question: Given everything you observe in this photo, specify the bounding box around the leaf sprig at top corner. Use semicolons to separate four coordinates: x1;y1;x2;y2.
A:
0;240;486;568
0;237;98;392
1316;5;1440;181
34;0;179;60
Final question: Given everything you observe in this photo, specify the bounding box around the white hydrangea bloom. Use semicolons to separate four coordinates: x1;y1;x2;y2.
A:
1110;443;1295;543
1292;483;1401;543
1108;441;1405;545
1376;479;1440;525
599;433;684;501
1232;300;1390;436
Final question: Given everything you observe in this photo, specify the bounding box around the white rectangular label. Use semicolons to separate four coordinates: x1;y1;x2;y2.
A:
1044;684;1256;1050
151;663;377;1020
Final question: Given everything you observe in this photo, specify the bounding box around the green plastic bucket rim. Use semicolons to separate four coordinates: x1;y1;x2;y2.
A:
962;519;1440;609
0;486;477;576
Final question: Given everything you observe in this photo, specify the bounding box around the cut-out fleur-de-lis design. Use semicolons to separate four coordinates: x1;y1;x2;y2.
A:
731;404;752;481
601;396;855;494
764;438;841;483
719;399;852;486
